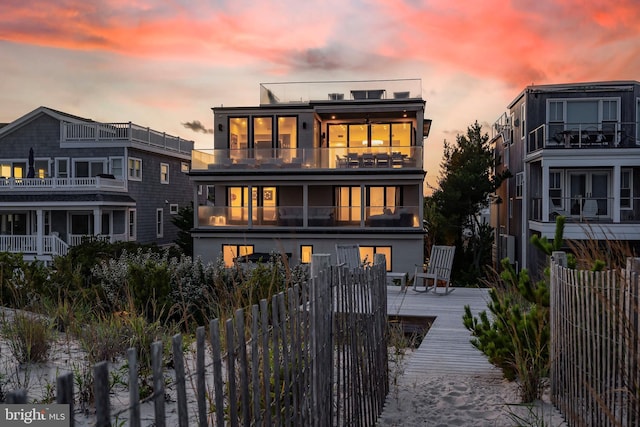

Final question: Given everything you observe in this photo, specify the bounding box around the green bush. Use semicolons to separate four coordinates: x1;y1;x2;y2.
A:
2;312;53;364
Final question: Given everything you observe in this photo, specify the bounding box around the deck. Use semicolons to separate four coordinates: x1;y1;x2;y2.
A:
387;285;502;379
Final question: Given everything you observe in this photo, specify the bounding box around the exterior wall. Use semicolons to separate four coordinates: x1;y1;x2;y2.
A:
193;233;423;274
126;147;192;245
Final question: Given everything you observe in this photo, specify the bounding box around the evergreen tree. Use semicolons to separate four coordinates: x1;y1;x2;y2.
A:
171;202;194;256
427;121;510;284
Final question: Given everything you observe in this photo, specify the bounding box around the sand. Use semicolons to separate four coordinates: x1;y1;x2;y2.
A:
378;372;568;427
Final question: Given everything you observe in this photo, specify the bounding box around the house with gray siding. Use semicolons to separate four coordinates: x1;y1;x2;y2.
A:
0;106;194;262
189;79;431;274
491;81;640;270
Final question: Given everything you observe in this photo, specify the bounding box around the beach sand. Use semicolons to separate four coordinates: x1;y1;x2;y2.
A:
378;372;568;427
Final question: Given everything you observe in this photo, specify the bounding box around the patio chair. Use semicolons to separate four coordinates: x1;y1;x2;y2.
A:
413;245;455;295
551;200;570;217
581;199;598;220
336;243;362;270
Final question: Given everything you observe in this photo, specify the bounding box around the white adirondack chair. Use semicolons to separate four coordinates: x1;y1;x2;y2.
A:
413;245;456;295
336;244;362;270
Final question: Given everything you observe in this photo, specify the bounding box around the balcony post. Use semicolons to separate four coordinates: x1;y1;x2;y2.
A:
613;164;621;223
36;209;44;256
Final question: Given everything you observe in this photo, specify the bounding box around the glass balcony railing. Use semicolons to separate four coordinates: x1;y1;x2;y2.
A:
191;147;422;171
259;79;422;105
528;122;638;152
197;205;420;228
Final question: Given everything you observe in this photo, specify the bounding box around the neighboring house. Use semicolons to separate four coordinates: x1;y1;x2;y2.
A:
491;81;640;271
189;79;431;273
0;106;194;263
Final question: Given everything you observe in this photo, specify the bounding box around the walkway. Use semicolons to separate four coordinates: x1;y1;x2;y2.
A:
387;285;502;378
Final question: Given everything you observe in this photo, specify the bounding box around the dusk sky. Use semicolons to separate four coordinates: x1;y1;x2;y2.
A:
2;0;640;191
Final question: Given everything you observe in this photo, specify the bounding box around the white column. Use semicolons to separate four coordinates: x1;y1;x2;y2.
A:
93;208;101;236
542;163;550;222
612;165;621;223
36;209;43;255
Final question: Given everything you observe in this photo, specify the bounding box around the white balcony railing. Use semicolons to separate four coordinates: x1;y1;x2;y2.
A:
62;122;194;155
0;176;126;192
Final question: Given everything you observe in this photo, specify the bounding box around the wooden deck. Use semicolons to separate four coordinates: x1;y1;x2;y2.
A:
387;285;503;379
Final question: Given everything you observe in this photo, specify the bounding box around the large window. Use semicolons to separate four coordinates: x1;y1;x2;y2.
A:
366;186;398;216
328;122;412;148
222;245;254;267
253;117;273;158
549;170;563;208
55;158;69;178
229;117;249;160
336;186;361;222
74;160;105;178
277;116;297;160
110;157;124;179
228;186;277;224
515;172;524;199
359;246;392;271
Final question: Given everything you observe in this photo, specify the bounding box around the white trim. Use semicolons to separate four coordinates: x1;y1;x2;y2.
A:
128;157;142;181
156;208;164;238
160;162;170;184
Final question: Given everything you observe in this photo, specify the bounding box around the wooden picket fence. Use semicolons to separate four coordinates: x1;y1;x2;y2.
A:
550;255;640;427
5;254;389;426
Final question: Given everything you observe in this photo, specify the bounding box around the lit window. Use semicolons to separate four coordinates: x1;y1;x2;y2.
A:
128;158;142;181
181;162;189;173
222;245;254;267
160;163;169;184
301;245;313;264
359;246;392;271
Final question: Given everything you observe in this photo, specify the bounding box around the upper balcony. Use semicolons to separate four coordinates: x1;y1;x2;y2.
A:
191;146;423;171
62;122;194;155
527;122;638;153
0;176;127;192
259;79;423;105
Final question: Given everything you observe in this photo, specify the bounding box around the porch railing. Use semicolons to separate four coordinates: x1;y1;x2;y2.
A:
0;235;69;257
68;233;128;246
530;196;640;222
62;122;194;155
0;176;126;192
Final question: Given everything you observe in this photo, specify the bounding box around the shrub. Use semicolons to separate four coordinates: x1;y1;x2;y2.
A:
2;312;53;364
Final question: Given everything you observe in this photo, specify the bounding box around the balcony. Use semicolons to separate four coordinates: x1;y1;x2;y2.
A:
528;122;638;152
259;79;422;105
197;205;421;229
0;176;127;192
62;122;194;155
530;196;640;223
191;147;422;171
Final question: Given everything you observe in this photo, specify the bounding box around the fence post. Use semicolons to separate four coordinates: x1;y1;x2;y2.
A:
626;257;640;426
94;361;110;427
311;253;331;279
56;372;75;427
6;389;27;403
128;348;140;427
195;326;207;427
172;334;188;427
151;341;165;427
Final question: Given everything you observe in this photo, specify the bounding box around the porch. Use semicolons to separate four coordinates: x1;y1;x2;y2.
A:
0;233;128;258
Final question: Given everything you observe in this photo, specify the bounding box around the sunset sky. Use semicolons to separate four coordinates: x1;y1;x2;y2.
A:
2;0;640;191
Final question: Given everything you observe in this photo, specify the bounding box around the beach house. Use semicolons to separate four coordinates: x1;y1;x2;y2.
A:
189;79;431;273
491;81;640;270
0;106;194;262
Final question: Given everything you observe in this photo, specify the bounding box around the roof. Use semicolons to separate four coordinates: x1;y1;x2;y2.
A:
0;106;93;138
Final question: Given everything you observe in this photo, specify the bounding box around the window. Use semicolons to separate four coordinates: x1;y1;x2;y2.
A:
621;169;632;210
515;172;524;199
229;117;249;160
301;245;313;264
359;246;392;271
328;122;412;148
156;208;163;238
228;186;277;224
128;158;142;181
74;160;105;177
181;162;189;173
110;157;124;179
128;209;137;241
160;163;169;184
222;245;254;267
207;185;216;205
549;170;563;208
170;204;179;214
253;116;273;158
520;103;526;140
277;117;298;156
55;158;69;178
336;186;361;222
366;186;398;216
